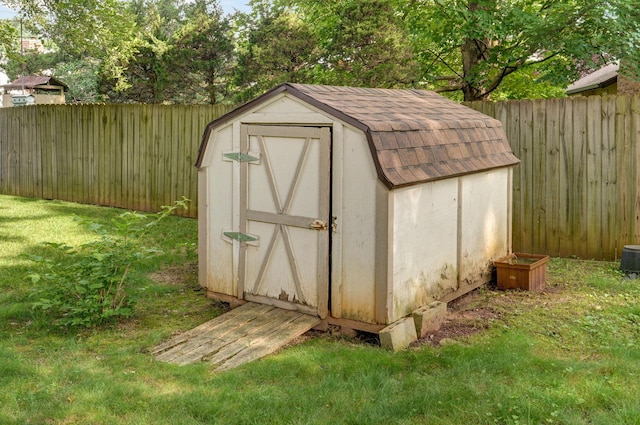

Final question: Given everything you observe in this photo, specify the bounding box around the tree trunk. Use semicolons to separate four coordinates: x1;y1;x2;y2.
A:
207;74;218;105
460;38;490;101
460;0;492;102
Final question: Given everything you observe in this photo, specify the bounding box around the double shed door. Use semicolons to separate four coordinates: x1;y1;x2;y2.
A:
239;125;331;318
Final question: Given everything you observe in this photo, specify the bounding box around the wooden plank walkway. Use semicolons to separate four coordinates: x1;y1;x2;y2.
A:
150;302;321;371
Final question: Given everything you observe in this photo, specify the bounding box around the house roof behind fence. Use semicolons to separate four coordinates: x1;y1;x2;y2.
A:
566;62;619;95
2;75;69;91
197;83;519;188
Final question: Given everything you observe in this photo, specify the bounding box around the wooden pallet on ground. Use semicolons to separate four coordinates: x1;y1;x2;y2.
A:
151;302;320;371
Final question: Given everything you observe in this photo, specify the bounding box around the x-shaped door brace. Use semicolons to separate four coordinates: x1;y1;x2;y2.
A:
248;135;313;304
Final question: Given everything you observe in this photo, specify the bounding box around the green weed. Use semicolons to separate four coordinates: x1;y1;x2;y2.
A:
26;198;190;329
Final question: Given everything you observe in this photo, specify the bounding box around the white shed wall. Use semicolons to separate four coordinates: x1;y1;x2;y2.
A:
388;168;512;322
199;124;237;297
459;168;511;285
390;179;459;321
332;125;379;323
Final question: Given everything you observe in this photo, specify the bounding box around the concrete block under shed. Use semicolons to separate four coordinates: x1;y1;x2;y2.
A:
379;317;417;351
412;301;446;338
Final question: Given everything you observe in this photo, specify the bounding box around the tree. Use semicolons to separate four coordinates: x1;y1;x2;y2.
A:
405;0;640;101
99;0;233;104
55;58;104;103
165;0;234;104
297;0;418;88
0;17;20;63
232;1;318;102
3;0;137;59
97;1;171;103
232;0;418;102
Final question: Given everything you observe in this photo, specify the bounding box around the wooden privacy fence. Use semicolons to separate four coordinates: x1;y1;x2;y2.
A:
467;95;640;260
2;96;639;259
0;103;234;217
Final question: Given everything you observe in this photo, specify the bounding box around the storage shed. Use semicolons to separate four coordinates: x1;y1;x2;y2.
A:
196;83;519;332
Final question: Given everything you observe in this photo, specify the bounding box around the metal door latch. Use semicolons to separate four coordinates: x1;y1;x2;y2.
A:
310;219;327;230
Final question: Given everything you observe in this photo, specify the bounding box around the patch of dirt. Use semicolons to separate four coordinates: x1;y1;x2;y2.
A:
415;290;502;347
410;281;575;347
418;306;500;346
148;262;198;286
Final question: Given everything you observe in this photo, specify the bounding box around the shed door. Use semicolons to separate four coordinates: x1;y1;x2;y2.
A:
239;125;330;318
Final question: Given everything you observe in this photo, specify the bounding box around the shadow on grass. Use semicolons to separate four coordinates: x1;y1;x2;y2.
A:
1;195;125;223
0;212;59;224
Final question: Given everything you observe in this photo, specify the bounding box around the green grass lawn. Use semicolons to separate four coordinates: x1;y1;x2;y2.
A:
2;194;640;425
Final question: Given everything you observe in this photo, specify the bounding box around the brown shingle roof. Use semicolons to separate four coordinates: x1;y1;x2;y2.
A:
197;83;519;188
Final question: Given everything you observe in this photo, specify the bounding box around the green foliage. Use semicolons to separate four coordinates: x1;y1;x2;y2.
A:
27;198;189;329
55;57;105;103
405;0;640;100
0;18;19;62
5;0;137;59
165;1;234;104
490;66;568;100
4;0;639;102
98;0;234;104
232;0;418;102
232;1;317;102
300;0;418;88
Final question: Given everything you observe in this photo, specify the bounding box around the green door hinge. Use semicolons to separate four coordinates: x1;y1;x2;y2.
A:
223;231;258;243
223;152;259;163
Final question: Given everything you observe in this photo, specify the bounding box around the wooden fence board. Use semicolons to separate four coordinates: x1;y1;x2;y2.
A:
532;99;547;255
520;100;534;253
172;106;183;209
556;98;572;257
601;96;618;258
571;97;588;258
9;110;21;196
95;107;103;205
166;107;176;208
633;96;640;244
543;98;560;256
19;108;31;197
85;105;94;204
586;96;602;259
40;107;52;200
504;100;522;253
71;106;81;203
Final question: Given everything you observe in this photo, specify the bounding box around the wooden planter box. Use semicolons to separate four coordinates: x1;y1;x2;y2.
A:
493;253;550;291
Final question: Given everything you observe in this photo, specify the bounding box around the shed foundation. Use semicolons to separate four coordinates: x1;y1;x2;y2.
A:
379;317;418;351
412;301;447;338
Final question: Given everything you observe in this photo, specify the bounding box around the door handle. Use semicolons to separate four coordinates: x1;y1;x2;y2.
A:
310;219;327;230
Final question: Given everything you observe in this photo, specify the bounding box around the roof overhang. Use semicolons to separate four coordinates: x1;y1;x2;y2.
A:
566;76;618;95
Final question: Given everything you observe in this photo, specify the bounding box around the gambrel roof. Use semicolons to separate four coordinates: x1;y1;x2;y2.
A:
197;83;519;188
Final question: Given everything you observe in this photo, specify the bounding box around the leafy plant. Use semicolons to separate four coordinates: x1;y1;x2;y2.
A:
27;198;189;329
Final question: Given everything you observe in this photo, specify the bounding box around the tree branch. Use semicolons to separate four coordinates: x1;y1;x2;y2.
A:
425;47;464;80
433;75;459;81
481;51;561;97
435;84;463;93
